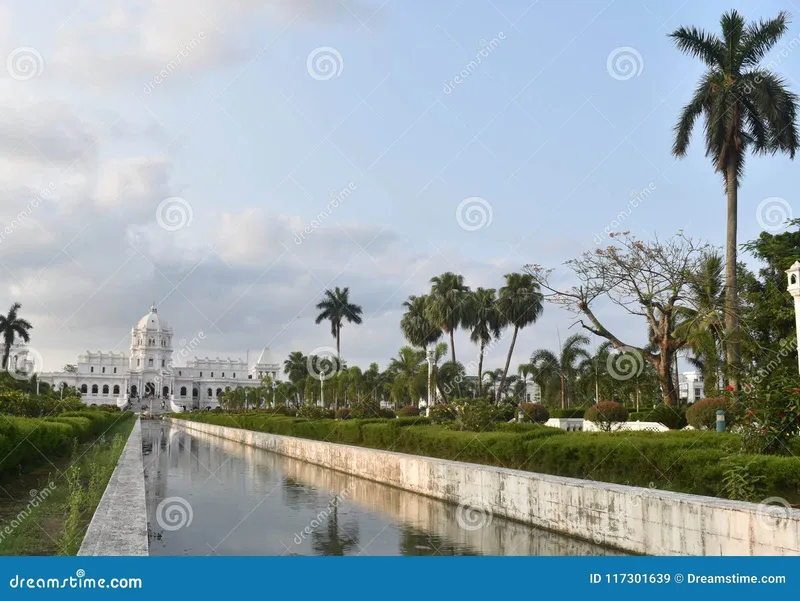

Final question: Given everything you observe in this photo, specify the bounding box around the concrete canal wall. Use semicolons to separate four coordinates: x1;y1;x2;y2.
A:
169;417;800;556
79;418;149;556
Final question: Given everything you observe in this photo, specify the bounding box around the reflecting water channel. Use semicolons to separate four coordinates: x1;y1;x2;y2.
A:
141;421;622;556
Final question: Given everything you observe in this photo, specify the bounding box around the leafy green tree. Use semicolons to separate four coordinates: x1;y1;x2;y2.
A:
401;294;442;349
463;288;503;396
315;287;363;360
495;273;544;403
283;352;308;386
426;272;470;363
670;9;800;390
530;333;590;409
0;303;32;370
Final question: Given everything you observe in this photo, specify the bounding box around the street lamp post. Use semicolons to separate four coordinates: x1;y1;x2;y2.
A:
320;372;326;408
426;349;434;414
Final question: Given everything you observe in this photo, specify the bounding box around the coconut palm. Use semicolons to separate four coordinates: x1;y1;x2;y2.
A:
494;273;543;403
400;295;442;349
670;10;800;390
315;287;363;360
283;352;308;385
577;341;614;404
0;303;32;371
463;288;503;396
530;333;591;409
426;272;470;364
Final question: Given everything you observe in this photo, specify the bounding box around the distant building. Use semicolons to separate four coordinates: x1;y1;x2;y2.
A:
678;371;704;404
38;304;280;410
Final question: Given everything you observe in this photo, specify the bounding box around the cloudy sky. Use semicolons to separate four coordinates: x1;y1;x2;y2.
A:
1;0;798;375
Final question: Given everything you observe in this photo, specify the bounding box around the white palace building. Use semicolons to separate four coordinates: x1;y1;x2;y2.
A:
37;304;281;411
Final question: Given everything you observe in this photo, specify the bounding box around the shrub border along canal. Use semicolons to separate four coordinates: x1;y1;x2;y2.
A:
169;416;800;556
170;412;800;503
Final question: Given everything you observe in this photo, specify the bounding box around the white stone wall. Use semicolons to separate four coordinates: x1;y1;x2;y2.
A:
170;418;800;556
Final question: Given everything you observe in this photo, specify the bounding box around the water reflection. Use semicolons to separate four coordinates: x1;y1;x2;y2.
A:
141;421;623;556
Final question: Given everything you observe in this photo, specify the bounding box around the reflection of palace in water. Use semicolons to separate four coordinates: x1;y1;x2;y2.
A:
144;422;621;556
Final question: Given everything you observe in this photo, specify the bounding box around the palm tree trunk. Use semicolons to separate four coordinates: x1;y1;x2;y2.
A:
336;323;341;364
496;326;518;404
449;330;456;364
477;341;485;396
725;160;740;392
1;347;8;370
560;375;565;409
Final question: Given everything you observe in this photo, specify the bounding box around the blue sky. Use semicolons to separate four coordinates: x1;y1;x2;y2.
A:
1;0;798;374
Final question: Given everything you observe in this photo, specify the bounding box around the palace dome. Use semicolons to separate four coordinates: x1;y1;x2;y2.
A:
136;303;171;331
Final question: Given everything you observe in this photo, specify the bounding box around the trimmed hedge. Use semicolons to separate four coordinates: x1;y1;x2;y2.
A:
687;398;738;429
172;412;800;502
0;410;134;482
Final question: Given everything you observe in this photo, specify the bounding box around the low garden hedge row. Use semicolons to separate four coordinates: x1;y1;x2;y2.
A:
0;410;134;482
172;412;799;502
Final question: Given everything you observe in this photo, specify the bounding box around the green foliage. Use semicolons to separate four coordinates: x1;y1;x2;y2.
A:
349;399;382;420
736;365;800;454
334;408;351;420
585;401;629;431
0;389;84;417
549;408;586;419
686;397;737;429
297;405;334;420
628;405;687;429
428;404;455;424
451;397;496;431
397;405;420;417
518;403;549;423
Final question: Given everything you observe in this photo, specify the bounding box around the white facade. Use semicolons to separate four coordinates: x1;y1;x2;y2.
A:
38;304;280;410
678;370;704;404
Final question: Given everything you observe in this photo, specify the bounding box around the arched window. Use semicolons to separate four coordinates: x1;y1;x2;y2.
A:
148;358;153;366
91;384;98;394
216;388;222;397
137;359;141;366
211;372;214;377
102;367;105;373
222;372;225;378
161;359;165;367
113;385;120;395
193;388;199;398
162;386;169;397
102;385;109;395
80;384;88;394
180;386;187;397
207;388;213;397
90;366;94;373
131;385;138;396
200;372;203;377
233;373;236;378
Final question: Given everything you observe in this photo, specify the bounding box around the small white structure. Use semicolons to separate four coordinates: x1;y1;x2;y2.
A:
787;261;800;373
545;418;669;433
678;370;704;404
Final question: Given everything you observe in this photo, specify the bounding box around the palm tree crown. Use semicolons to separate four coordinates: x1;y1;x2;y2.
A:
400;294;442;350
315;287;363;359
463;287;503;396
0;303;32;370
530;333;590;409
671;9;800;391
426;272;470;364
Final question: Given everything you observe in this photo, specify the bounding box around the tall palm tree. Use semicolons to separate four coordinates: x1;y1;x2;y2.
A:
464;288;503;396
530;333;590;409
315;287;363;360
670;10;800;391
494;273;543;404
0;303;32;370
577;341;614;404
283;352;308;384
401;294;443;407
426;272;470;364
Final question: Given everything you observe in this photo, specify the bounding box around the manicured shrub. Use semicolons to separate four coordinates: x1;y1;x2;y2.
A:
397;405;420;417
428;404;456;424
379;408;396;419
493;402;517;422
335;408;351;420
585;401;629;431
519;403;549;423
298;405;333;420
451;397;496;431
686;397;737;429
349;399;382;419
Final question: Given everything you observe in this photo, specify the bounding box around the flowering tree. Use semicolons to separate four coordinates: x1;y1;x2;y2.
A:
527;232;714;406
